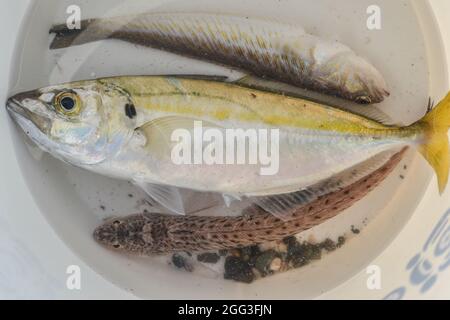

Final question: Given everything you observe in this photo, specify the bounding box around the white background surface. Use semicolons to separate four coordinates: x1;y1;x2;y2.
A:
0;0;449;300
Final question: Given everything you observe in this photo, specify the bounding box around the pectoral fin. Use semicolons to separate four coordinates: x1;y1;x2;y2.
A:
138;116;223;159
136;182;186;215
222;194;242;207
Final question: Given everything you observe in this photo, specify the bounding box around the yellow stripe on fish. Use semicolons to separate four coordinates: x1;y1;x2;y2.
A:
103;76;391;134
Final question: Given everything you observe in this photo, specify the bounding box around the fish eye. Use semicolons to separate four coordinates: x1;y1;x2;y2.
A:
55;92;81;115
61;96;75;110
113;244;121;249
355;96;372;105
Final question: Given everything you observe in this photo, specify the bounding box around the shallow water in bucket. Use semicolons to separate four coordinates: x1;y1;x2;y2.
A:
7;0;448;298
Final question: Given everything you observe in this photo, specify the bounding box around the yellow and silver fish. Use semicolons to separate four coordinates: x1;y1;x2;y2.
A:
50;13;389;104
6;76;449;215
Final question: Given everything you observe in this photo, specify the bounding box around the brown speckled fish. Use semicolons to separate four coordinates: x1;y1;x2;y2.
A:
93;148;406;255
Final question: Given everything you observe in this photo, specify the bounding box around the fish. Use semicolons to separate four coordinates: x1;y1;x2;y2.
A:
93;148;406;255
49;13;389;104
6;76;450;216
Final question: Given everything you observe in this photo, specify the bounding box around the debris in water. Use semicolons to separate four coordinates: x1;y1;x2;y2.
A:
197;253;221;264
222;235;347;283
167;230;354;284
320;238;338;252
351;225;361;234
254;250;281;276
172;254;193;272
224;256;255;284
287;242;322;268
239;245;261;262
269;257;283;272
337;236;346;248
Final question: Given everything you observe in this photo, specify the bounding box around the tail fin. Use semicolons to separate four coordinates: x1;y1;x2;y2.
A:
49;19;108;49
416;92;450;193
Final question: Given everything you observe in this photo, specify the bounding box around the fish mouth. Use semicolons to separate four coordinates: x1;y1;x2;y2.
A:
93;224;122;249
7;97;29;120
93;225;109;244
6;92;52;134
373;88;391;104
354;89;390;105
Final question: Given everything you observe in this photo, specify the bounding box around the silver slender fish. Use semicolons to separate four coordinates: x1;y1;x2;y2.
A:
49;13;389;104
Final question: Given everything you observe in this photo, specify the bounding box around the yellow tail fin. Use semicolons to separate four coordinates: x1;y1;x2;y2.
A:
417;92;450;193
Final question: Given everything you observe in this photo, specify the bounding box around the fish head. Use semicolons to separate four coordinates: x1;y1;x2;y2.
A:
94;215;158;255
6;80;136;166
334;53;390;104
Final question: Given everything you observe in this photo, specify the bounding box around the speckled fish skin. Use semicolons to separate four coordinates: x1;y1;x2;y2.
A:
50;13;390;104
93;149;406;255
6;76;426;200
